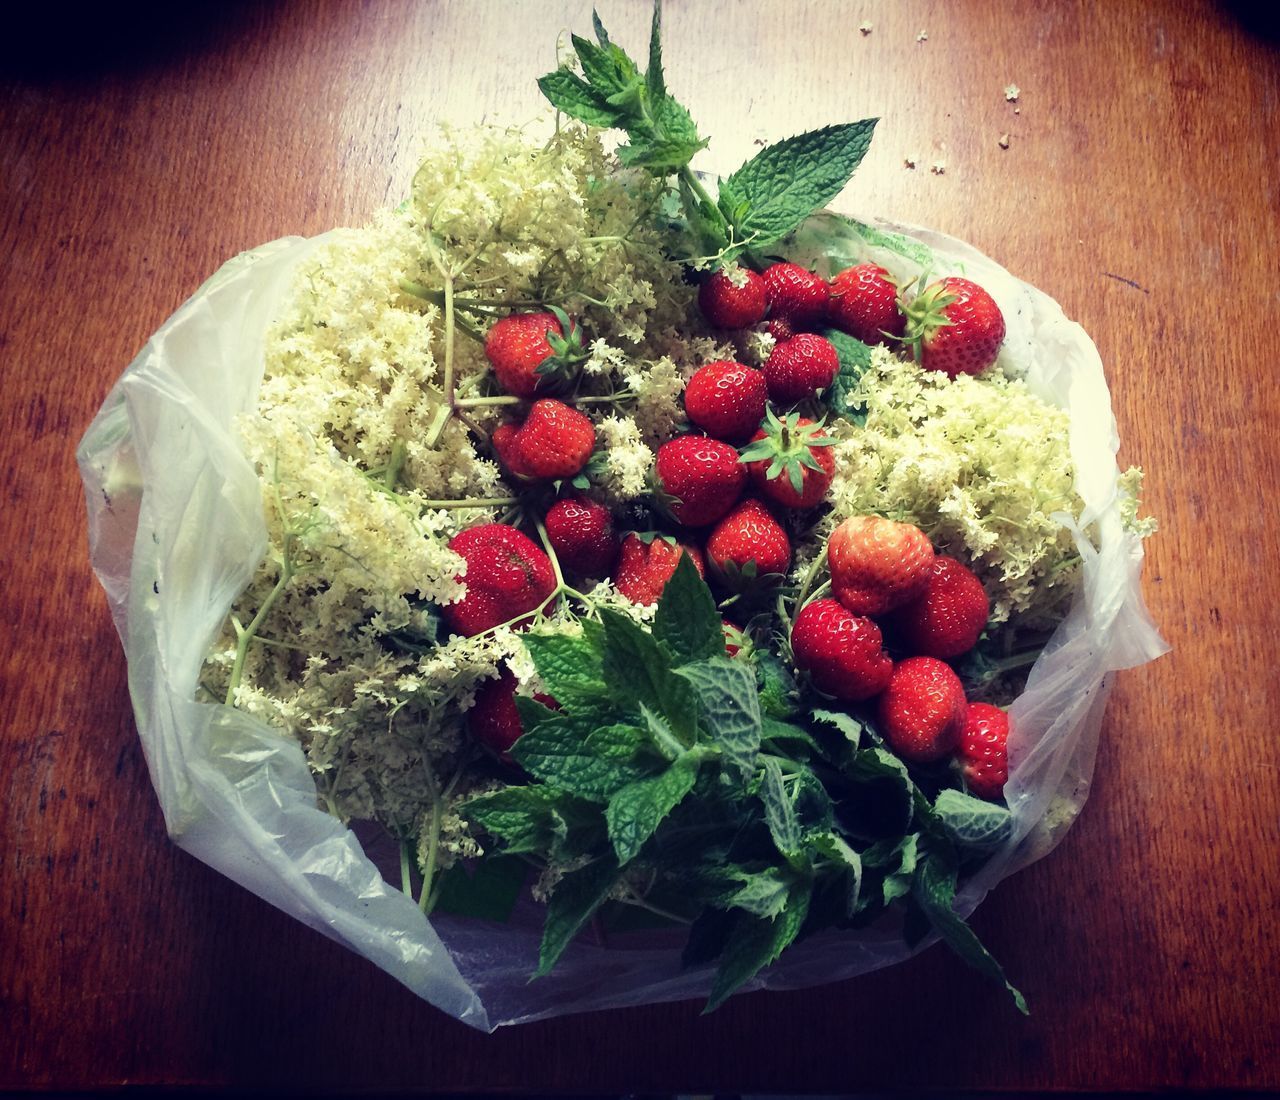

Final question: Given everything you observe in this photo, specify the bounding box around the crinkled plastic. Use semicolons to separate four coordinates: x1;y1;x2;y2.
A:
78;216;1167;1031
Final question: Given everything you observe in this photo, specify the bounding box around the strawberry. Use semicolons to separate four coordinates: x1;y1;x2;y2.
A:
707;498;792;583
469;670;558;764
653;435;747;527
888;556;990;658
722;619;751;658
698;265;768;329
791;597;893;701
484;307;586;397
683;360;768;443
491;422;534;480
508;399;595;481
765;316;796;343
544;496;618;578
900;276;1006;377
877;656;967;763
443;523;557;636
615;534;705;606
957;703;1010;800
827;515;935;617
762;262;830;329
739;409;836;509
762;333;839;405
827;263;905;346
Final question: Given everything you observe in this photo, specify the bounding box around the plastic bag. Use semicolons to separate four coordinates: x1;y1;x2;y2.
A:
78;216;1167;1031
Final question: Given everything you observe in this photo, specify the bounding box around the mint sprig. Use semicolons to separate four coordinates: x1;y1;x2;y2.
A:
539;2;878;267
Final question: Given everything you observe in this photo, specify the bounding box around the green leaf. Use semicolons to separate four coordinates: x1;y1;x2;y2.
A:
810;831;862;917
606;748;701;864
863;832;919;905
618;136;707;171
591;8;612;46
704;881;812;1012
432;856;527;922
846;216;937;268
653;553;723;665
760;716;819;753
933;789;1014;854
537;68;623;129
464;785;567;855
912;851;1028;1014
841;746;917;839
759;757;802;860
811;707;867;745
646;0;666;102
521;631;606;705
756;651;798;719
717;865;794;919
599;607;698;744
822;329;875;426
719;120;879;246
674;657;761;783
571;33;641;102
537;856;620;976
511;710;653;802
653;93;702;146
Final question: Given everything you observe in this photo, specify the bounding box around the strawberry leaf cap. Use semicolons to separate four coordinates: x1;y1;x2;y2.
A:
898;274;959;364
738;408;836;495
535;305;590;383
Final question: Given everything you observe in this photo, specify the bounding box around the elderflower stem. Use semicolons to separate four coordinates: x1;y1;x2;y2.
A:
418;798;444;914
225;546;295;707
400;840;413;897
383;439;407;490
420;496;518;509
790;543;830;627
454;395;521;408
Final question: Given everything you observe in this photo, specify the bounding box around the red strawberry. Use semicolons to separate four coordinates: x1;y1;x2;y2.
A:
722;619;751;658
469;670;558;763
877;656;967;763
828;515;935;617
791;597;893;701
545;496;618;578
762;333;839;405
615;534;705;606
901;276;1006;377
957;703;1010;800
510;399;595;481
684;361;768;443
827;263;905;346
443;524;557;636
698;266;768;329
653;435;746;527
888;556;990;658
739;410;836;510
492;422;534;480
484;309;586;397
765;315;796;343
762;262;830;329
707;498;792;583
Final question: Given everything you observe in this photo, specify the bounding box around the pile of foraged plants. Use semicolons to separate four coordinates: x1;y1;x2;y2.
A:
202;4;1151;1012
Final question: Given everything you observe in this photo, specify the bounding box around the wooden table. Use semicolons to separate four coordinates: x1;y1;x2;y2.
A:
3;0;1277;1091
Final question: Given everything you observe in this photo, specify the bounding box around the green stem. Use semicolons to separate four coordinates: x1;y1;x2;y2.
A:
454;395;521;408
224;547;295;707
400;840;414;897
790;543;830;627
383;439;407;490
420;496;518;509
418;797;444;914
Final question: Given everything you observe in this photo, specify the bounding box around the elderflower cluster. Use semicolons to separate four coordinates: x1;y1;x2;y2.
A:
827;347;1086;625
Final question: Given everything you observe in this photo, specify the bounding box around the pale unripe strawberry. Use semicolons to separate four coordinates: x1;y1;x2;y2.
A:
828;515;935;617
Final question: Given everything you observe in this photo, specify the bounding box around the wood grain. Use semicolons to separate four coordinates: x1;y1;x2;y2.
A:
2;0;1278;1090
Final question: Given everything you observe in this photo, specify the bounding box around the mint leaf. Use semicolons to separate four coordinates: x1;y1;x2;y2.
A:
599;607;698;744
760;716;819;754
811;707;866;745
719;120;878;247
675;656;761;782
432;856;527;922
653;553;722;664
933;789;1013;854
846;216;937;268
618;135;707;170
464;785;569;855
810;831;862;917
841;746;916;838
822;329;875;426
646;0;665;102
759;757;802;861
537;855;620;976
511;710;653;801
536;68;623;128
912;851;1028;1014
704;880;812;1012
756;651;798;719
653;93;701;146
521;631;605;705
717;865;794;919
571;33;641;104
606;748;701;864
863;832;919;905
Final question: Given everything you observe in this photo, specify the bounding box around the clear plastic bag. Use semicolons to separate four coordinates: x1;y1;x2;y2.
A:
78;217;1167;1030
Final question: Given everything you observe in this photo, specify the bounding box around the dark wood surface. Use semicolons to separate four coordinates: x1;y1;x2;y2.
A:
3;0;1278;1091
